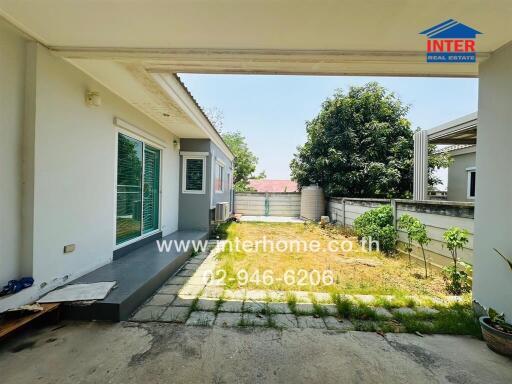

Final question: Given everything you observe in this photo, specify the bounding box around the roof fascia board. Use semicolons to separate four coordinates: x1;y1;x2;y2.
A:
427;112;478;140
50;47;490;62
152;73;234;161
448;145;477;156
50;47;485;77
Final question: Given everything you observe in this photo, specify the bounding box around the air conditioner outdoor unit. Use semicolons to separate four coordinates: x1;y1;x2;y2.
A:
215;202;230;221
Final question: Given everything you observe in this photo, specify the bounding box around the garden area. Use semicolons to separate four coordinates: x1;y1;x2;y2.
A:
216;221;446;297
215;205;472;299
199;204;480;335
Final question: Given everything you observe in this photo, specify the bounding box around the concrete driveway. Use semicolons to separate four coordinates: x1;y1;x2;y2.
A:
1;321;510;384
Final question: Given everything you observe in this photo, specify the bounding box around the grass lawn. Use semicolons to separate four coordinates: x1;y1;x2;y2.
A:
215;221;450;298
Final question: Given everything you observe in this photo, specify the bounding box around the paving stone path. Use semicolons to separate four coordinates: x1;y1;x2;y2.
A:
131;241;446;330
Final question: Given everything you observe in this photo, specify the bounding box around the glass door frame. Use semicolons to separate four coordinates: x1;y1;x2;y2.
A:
114;124;163;250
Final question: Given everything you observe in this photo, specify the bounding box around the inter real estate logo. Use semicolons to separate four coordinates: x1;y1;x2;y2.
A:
420;19;482;63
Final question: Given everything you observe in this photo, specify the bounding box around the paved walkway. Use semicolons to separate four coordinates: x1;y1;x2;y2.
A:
1;321;511;384
130;242;456;330
2;242;511;383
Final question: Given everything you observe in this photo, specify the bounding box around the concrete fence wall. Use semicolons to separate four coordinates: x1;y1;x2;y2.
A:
328;197;475;268
328;198;390;227
234;192;301;217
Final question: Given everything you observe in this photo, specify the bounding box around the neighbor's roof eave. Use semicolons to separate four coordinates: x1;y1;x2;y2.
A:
427;111;478;139
173;74;234;160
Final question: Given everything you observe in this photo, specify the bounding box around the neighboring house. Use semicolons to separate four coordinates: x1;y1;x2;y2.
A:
443;144;477;202
180;139;234;232
413;112;477;202
0;18;233;315
248;179;299;193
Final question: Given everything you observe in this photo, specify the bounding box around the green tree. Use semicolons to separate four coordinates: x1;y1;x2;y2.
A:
398;214;417;264
410;220;431;278
442;227;471;294
443;227;469;272
290;82;451;197
428;143;452;188
222;131;263;192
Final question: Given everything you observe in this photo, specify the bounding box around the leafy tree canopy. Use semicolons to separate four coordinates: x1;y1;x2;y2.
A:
290;82;449;198
222;131;262;192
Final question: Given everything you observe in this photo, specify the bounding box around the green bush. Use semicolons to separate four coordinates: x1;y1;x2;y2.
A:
353;205;397;254
442;263;472;295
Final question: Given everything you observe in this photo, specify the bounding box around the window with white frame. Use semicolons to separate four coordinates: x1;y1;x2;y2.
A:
183;156;206;194
215;161;224;193
467;168;476;199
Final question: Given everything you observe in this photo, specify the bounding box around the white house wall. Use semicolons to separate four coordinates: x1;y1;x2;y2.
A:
31;43;180;284
0;20;26;287
447;152;476;202
474;41;512;319
1;32;180;310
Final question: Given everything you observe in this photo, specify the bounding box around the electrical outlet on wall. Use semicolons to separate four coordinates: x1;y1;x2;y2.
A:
63;244;76;253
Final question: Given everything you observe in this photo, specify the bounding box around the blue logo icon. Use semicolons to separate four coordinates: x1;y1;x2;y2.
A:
420;19;482;63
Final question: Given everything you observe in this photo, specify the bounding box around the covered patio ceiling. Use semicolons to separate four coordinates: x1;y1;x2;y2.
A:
0;1;504;161
1;0;512;77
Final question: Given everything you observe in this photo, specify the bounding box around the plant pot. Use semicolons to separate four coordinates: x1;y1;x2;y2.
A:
479;316;512;357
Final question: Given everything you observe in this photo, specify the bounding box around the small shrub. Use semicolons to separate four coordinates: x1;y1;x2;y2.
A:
353;205;397;254
442;227;471;294
210;222;230;240
334;296;354;318
442;263;472;295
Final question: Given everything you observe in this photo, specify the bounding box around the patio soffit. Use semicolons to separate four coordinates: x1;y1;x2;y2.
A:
2;0;512;77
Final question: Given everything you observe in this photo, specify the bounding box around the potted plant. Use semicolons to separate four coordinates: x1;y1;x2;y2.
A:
479;249;512;357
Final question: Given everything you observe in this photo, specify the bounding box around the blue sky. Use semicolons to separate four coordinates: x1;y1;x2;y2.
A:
180;74;478;181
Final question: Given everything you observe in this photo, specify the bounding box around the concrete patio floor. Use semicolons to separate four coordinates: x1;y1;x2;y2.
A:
1;321;511;384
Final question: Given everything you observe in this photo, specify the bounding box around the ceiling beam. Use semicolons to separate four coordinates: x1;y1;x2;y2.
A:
51;47;485;77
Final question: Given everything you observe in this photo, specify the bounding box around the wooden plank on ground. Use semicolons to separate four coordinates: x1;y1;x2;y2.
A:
0;303;60;340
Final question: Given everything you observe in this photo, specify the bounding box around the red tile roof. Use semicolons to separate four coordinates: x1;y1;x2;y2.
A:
248;179;298;193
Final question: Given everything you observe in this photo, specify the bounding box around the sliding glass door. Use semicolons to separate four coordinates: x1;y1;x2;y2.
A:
116;132;160;245
143;146;160;234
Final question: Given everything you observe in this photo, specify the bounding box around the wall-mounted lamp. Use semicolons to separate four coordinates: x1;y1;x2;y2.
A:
173;139;180;151
85;91;102;107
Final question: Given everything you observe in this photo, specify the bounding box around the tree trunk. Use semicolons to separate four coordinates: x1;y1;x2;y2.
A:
421;245;428;278
407;238;412;264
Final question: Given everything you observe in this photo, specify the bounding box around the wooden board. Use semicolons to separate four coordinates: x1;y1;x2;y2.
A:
0;303;60;339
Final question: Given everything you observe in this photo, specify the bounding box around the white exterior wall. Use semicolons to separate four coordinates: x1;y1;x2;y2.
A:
1;36;180;310
0;21;26;286
447;151;476;202
474;42;512;319
31;44;180;284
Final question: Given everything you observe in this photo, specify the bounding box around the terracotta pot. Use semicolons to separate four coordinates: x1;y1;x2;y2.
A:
479;316;512;357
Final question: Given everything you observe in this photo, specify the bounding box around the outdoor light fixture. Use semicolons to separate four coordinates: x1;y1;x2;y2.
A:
85;91;101;107
173;139;180;150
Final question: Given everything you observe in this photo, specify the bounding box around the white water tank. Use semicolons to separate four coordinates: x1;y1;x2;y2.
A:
300;185;325;221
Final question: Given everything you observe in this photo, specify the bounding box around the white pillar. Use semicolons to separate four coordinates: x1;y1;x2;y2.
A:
413;130;428;201
474;42;512;320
